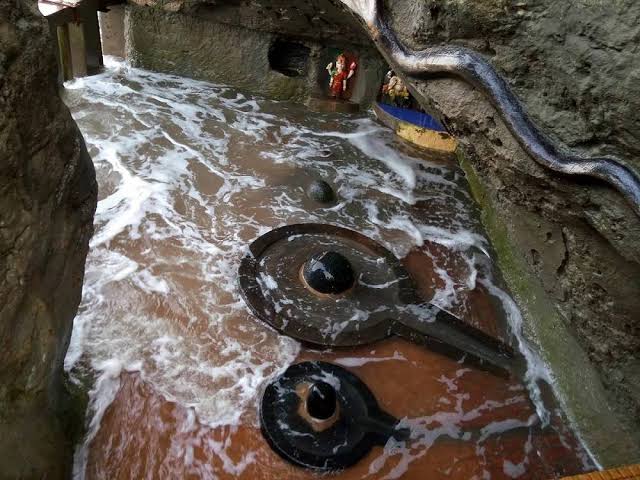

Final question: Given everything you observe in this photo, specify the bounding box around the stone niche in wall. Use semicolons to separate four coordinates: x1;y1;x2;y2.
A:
124;0;386;104
268;39;311;78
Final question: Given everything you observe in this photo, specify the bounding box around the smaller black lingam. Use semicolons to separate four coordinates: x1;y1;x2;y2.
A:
306;179;335;204
301;251;355;295
260;361;408;471
305;381;338;420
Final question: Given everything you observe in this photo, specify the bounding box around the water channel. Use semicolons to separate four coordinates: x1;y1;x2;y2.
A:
63;57;594;479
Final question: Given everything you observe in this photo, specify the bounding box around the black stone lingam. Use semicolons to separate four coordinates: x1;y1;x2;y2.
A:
302;251;355;295
260;361;408;471
306;179;335;204
306;381;337;420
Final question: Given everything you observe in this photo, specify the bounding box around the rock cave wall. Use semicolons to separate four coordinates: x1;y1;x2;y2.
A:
123;0;387;104
0;0;97;477
340;0;640;465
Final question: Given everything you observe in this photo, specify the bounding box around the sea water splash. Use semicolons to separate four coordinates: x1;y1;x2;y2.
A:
64;57;580;478
340;0;377;25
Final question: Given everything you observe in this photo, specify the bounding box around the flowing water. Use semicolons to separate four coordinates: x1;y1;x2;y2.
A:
63;57;594;479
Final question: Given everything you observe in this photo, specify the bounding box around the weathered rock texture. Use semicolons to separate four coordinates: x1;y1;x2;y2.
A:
123;0;386;104
0;0;97;477
360;0;640;465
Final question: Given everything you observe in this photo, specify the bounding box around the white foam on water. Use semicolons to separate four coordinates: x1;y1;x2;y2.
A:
317;124;418;189
258;273;279;290
334;351;407;367
479;279;553;425
368;385;538;480
72;358;131;479
64;57;590;477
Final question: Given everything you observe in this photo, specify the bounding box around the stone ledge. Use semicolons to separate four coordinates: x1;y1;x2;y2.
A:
458;149;640;467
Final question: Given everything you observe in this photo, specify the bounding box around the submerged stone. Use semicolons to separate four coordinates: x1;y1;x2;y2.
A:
306;179;335;204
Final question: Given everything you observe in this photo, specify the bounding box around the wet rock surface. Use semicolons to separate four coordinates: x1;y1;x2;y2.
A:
123;0;386;103
0;0;97;477
370;0;640;460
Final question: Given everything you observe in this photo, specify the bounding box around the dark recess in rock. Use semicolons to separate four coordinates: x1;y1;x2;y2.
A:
125;0;386;104
268;39;311;78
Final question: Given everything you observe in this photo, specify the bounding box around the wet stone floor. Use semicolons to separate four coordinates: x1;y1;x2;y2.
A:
63;58;595;479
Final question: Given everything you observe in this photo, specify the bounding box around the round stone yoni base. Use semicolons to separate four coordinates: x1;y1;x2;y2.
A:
238;223;412;347
260;361;407;471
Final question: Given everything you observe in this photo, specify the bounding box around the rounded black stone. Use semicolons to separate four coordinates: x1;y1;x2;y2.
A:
306;180;335;204
306;382;337;420
302;251;355;294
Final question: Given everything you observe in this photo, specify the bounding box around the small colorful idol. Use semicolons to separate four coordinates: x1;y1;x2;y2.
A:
326;54;357;99
382;71;410;107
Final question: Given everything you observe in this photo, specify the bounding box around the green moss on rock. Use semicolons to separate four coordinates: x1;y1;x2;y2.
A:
458;148;640;466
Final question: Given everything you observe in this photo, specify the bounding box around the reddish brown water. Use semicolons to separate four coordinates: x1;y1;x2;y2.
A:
64;58;594;479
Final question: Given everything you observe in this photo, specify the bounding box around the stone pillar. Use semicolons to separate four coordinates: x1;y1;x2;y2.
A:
99;4;125;57
68;21;88;77
56;24;73;81
83;8;103;73
46;1;104;80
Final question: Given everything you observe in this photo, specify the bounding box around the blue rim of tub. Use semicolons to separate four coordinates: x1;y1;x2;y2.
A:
376;102;448;133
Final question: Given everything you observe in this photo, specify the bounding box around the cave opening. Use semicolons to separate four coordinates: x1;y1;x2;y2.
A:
267;39;311;78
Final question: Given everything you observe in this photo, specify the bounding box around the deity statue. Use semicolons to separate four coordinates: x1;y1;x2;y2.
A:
326;54;357;99
382;70;410;107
